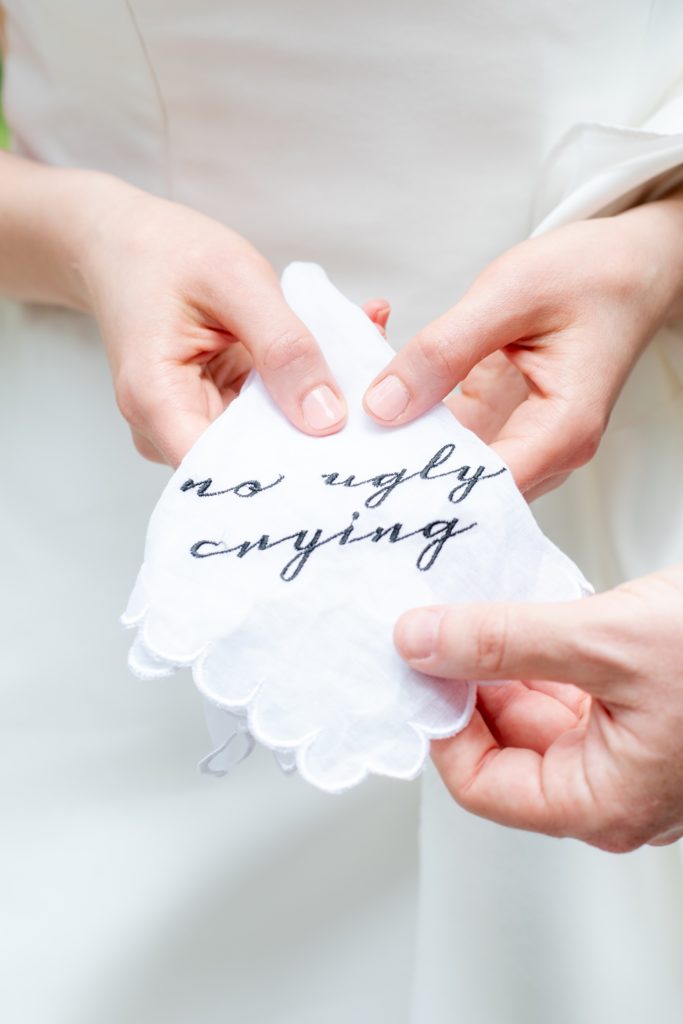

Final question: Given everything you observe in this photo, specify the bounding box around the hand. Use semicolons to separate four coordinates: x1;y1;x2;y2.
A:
0;156;394;466
81;180;389;466
393;567;683;851
363;193;683;498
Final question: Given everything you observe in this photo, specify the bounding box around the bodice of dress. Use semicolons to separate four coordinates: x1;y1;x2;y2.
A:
4;0;683;338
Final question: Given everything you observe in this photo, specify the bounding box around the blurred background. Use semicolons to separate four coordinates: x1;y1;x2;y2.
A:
0;59;8;148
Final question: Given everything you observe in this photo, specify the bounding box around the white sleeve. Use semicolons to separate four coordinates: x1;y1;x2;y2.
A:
532;75;683;235
532;75;683;387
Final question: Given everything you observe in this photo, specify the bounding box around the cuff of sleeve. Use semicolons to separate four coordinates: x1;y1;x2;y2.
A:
532;121;683;236
532;85;683;384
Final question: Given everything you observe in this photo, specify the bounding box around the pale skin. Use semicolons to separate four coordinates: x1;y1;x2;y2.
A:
0;154;370;464
374;193;683;851
393;568;683;852
2;133;683;849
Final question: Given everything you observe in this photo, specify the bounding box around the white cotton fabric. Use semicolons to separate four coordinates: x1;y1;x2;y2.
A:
123;263;589;792
4;2;683;1023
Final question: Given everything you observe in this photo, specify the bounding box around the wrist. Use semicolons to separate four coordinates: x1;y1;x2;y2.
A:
614;187;683;326
0;154;139;313
52;169;141;313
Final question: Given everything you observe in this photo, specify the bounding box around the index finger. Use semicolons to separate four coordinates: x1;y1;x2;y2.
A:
430;709;579;838
362;296;525;425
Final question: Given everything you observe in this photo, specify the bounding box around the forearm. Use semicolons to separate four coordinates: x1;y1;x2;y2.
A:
0;151;125;310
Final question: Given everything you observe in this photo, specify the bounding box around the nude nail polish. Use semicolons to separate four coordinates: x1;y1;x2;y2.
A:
365;374;410;422
302;385;345;431
397;609;442;661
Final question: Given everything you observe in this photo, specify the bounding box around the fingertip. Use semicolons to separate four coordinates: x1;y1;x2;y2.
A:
362;298;391;327
363;373;412;424
300;383;347;435
394;606;444;663
377;309;390;329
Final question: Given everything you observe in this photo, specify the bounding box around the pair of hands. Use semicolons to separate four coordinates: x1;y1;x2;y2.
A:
83;180;683;851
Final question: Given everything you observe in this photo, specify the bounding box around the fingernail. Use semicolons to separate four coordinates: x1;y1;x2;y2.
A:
396;608;442;661
365;374;410;422
302;385;345;431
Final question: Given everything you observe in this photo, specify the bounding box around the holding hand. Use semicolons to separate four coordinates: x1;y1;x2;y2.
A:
364;192;683;498
394;567;683;851
3;156;393;466
82;182;352;465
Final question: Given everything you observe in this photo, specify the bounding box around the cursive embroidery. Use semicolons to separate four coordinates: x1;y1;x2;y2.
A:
321;443;505;508
183;441;506;584
190;510;476;582
180;473;285;499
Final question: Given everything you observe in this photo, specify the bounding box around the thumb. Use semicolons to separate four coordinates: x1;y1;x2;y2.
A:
393;593;628;696
223;281;347;436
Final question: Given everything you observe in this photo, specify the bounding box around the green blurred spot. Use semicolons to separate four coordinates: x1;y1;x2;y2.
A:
0;59;9;149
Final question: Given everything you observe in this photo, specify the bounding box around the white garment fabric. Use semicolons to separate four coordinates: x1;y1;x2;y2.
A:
124;263;588;792
2;2;683;1023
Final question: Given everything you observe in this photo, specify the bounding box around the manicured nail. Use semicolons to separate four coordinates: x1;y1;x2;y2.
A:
365;374;410;422
396;609;442;661
302;385;345;431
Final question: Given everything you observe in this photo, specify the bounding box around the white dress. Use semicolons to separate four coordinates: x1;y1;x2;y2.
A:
2;3;683;1022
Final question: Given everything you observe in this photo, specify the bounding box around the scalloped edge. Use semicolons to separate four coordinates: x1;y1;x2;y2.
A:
124;596;477;794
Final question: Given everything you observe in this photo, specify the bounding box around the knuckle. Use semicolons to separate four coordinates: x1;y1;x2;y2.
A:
115;360;166;434
584;797;656;853
591;826;647;854
131;430;162;463
413;329;461;382
228;240;274;278
474;606;510;675
586;629;636;681
114;369;142;428
558;406;607;470
573;418;604;466
261;328;315;374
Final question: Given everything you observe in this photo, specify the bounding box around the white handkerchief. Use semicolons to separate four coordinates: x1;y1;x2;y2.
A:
122;263;591;793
